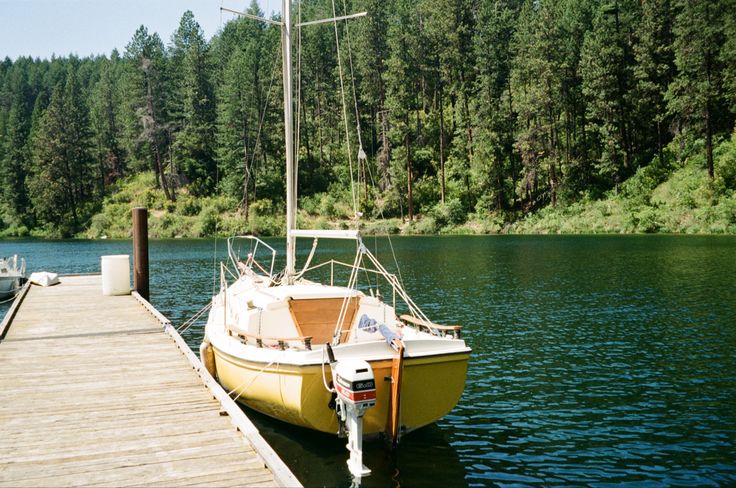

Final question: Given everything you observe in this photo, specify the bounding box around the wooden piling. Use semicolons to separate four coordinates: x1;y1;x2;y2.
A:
132;207;149;301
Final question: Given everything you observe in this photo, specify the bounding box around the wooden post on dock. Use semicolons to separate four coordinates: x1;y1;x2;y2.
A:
132;207;149;301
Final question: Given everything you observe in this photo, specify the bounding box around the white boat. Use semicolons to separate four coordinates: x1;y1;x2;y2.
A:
0;255;25;300
200;1;471;478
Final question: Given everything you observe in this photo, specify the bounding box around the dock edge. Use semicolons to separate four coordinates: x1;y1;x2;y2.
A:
132;291;303;488
0;280;31;342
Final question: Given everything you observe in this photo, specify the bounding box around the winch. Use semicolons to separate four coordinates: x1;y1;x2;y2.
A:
327;346;376;479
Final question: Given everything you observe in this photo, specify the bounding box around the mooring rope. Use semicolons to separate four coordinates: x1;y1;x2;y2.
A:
177;301;213;334
227;359;276;402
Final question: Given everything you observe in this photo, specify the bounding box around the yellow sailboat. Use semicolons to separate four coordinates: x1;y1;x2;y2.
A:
201;1;470;478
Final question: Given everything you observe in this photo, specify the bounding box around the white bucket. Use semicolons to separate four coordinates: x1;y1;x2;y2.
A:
101;255;131;296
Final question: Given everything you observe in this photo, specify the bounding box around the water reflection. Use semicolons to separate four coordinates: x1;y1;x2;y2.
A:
247;407;467;488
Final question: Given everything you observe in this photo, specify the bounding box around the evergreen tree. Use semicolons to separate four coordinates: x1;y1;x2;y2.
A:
473;0;521;211
422;0;477;206
720;0;736;115
580;0;639;188
170;11;217;194
216;9;269;216
0;60;34;229
353;0;391;191
385;0;423;220
121;26;174;200
633;0;675;167
511;0;566;208
28;67;95;236
666;0;729;178
90;50;125;192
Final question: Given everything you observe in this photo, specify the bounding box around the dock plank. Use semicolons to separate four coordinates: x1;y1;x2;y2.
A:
0;275;300;487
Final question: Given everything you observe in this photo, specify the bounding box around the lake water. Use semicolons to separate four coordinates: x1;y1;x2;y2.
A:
2;235;735;486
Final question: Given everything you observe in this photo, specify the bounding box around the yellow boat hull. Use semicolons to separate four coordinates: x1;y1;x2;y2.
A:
213;346;470;436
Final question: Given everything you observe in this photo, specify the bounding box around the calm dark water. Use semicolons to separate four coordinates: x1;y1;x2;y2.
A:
2;235;735;487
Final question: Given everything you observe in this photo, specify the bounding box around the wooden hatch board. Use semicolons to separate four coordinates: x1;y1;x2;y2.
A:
288;296;359;345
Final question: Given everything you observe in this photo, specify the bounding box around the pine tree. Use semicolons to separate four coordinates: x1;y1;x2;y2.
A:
422;0;477;205
170;11;217;195
633;0;675;167
121;26;174;200
473;0;522;211
666;0;729;178
353;0;391;192
28;67;95;236
384;0;423;220
90;50;125;192
720;0;736;115
580;0;639;188
0;60;34;230
216;9;268;216
511;0;567;208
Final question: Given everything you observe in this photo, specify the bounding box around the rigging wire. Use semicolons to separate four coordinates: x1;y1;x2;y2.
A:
331;0;405;288
177;301;213;334
294;0;302;206
227;359;276;401
362;138;405;289
330;0;358;219
249;34;281;184
341;0;363;150
340;0;367;200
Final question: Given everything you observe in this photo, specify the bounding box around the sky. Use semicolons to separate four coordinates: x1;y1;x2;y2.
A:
0;0;280;61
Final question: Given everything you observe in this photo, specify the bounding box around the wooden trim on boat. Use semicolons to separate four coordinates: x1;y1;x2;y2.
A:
386;340;405;447
214;343;470;370
228;328;314;350
399;314;462;339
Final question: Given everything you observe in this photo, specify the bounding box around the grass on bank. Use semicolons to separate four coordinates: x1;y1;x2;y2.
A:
508;131;736;235
84;173;274;239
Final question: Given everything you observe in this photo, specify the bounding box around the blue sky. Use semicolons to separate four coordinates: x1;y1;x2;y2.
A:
0;0;280;61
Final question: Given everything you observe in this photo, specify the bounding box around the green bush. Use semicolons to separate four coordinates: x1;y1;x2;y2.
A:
88;213;111;238
0;223;30;237
371;189;404;219
176;194;201;216
430;198;466;227
361;218;401;235
217;213;249;236
197;207;221;237
715;130;736;190
250;199;275;216
249;214;283;236
634;207;660;233
406;216;438;234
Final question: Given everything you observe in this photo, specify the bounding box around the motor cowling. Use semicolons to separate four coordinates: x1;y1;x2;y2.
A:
333;359;376;412
330;357;375;479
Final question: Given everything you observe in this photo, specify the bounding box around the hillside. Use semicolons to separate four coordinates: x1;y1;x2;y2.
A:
80;131;736;238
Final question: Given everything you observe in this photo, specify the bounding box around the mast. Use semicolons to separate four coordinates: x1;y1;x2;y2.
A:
222;3;365;285
282;0;296;283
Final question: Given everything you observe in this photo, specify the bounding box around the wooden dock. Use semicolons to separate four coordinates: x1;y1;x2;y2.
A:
0;274;301;487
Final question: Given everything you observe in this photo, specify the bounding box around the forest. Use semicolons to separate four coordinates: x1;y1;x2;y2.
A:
1;0;735;238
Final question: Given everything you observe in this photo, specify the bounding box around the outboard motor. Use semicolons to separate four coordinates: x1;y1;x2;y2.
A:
327;345;376;479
